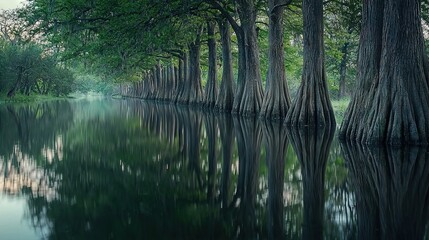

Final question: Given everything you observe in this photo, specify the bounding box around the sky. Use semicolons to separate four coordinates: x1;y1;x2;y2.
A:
0;0;25;10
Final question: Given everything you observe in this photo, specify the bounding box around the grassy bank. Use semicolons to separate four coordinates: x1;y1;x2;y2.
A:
332;98;350;125
0;94;69;104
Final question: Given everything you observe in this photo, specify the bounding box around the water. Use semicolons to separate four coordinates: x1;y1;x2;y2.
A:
0;98;428;240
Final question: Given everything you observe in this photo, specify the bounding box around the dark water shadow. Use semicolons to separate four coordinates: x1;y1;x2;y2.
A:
342;142;429;240
287;126;335;240
262;121;289;240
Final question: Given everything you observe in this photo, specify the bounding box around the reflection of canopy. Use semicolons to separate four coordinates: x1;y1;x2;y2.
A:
0;145;58;199
342;143;429;240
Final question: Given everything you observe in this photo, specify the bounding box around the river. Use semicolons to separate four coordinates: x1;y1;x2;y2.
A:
0;98;427;239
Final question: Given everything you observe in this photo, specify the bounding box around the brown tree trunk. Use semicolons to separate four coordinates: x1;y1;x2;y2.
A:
260;0;291;120
340;0;429;145
285;0;335;126
203;21;218;108
215;18;235;112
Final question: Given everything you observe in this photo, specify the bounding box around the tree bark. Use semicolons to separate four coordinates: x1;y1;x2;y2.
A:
215;18;235;112
260;0;291;120
178;28;204;105
234;0;263;116
340;0;429;145
284;0;335;126
203;21;218;108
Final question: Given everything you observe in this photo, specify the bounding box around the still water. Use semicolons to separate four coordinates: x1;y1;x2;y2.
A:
0;98;428;240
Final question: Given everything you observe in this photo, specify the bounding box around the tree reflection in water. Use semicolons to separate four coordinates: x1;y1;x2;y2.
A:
288;126;335;240
5;99;423;239
343;143;429;240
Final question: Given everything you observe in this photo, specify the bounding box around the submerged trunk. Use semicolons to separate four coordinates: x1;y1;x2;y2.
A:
204;21;218;108
340;0;429;145
285;0;335;126
215;18;235;112
260;0;291;120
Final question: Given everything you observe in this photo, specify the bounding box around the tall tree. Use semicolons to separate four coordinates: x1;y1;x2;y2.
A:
285;0;335;126
260;0;292;120
209;0;263;116
203;21;218;108
340;0;429;145
215;18;235;112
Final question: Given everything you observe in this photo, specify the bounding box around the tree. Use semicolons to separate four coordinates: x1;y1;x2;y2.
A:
260;0;292;120
215;18;235;112
340;0;429;145
203;21;218;108
209;0;264;116
284;0;335;126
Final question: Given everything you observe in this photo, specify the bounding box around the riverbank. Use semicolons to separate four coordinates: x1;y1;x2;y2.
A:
0;94;70;104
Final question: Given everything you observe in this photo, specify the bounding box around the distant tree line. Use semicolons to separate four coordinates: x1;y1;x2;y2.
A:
0;10;77;97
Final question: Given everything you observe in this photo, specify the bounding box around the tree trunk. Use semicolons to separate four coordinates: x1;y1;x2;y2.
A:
7;66;23;98
155;61;162;101
235;0;263;116
175;54;186;103
232;28;246;114
178;28;204;105
338;42;349;98
203;21;218;108
260;0;291;120
340;0;429;145
215;18;235;112
284;0;335;126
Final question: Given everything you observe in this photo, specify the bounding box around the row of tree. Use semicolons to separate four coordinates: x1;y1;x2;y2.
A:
24;0;429;144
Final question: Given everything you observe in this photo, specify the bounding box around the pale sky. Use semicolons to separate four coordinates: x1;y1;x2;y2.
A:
0;0;25;10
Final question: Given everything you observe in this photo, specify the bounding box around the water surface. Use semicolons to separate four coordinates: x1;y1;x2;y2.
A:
0;98;427;239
